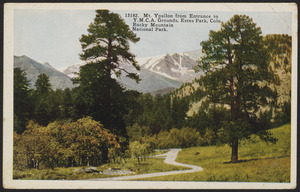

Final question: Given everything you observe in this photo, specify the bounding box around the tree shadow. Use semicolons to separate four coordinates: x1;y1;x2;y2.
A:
223;155;289;164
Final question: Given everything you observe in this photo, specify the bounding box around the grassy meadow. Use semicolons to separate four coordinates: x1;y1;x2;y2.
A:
13;155;187;180
13;124;290;182
137;124;291;182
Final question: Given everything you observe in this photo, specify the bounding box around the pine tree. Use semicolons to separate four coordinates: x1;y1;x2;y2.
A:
14;68;32;133
77;10;140;137
196;15;278;163
35;74;52;96
34;74;53;125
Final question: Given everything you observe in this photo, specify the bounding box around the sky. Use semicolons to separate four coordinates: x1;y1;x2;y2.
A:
14;9;292;69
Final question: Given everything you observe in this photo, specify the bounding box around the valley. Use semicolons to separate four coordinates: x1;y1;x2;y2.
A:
12;10;293;186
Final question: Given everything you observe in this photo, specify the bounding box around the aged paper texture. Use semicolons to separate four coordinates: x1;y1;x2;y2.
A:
3;2;298;189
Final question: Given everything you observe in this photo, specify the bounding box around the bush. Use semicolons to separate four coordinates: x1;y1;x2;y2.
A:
273;101;291;127
129;141;154;162
126;123;151;142
153;127;203;149
13;117;120;170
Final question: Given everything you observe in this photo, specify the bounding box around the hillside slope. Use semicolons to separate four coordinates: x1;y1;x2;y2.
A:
14;55;76;90
181;34;292;116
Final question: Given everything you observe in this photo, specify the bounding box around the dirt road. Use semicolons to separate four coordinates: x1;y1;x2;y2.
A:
88;148;203;181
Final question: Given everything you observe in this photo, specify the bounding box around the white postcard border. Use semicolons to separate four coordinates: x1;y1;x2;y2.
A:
3;2;298;189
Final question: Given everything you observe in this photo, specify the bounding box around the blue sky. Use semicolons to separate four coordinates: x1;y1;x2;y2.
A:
14;9;292;69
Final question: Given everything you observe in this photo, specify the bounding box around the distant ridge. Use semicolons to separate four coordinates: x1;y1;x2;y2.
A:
14;55;76;90
60;51;204;94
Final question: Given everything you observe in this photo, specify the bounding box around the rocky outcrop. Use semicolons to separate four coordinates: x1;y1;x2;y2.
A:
72;167;135;175
73;167;101;174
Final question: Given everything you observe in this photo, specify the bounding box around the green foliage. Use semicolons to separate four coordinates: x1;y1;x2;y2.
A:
34;97;52;126
14;68;34;133
273;100;291;127
72;64;135;137
129;141;141;162
125;93;190;135
171;96;189;129
75;10;141;138
141;124;290;182
71;63;106;118
126;123;151;142
196;14;278;162
32;78;75;126
169;127;202;148
32;73;72;126
13;132;28;170
186;104;231;143
141;127;204;149
264;34;292;73
13;117;120;169
13;155;188;180
129;141;154;162
35;73;52;96
79;10;140;81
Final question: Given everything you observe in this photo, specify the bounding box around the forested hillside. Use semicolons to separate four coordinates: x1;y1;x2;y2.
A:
181;34;291;119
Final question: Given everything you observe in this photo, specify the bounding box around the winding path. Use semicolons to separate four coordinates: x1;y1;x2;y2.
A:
88;148;203;181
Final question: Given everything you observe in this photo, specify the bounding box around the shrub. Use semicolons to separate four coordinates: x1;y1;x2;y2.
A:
129;141;154;162
152;127;203;149
13;117;120;170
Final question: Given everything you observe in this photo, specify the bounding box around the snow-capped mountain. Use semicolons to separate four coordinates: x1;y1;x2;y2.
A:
59;51;204;94
58;63;85;78
136;52;203;82
113;63;182;94
14;55;76;90
62;51;203;81
183;49;203;60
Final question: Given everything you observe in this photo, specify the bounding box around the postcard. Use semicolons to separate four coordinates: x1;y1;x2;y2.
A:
3;2;297;189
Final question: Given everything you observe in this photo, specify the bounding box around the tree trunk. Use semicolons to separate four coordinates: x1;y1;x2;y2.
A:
227;36;239;164
231;139;238;163
51;159;55;170
103;39;112;132
102;147;109;164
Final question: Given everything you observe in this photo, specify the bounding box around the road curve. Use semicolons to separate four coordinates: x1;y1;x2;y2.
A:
88;148;203;181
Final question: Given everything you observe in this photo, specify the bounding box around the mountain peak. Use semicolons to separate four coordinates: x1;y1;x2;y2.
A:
15;55;32;60
14;55;76;90
39;61;53;68
136;52;203;82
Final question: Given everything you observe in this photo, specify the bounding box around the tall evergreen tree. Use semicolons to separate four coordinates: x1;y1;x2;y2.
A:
34;74;53;125
14;68;33;133
196;15;278;163
35;73;52;96
76;10;140;136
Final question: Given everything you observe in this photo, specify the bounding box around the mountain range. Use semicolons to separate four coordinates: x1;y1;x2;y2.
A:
14;50;203;95
60;51;203;94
